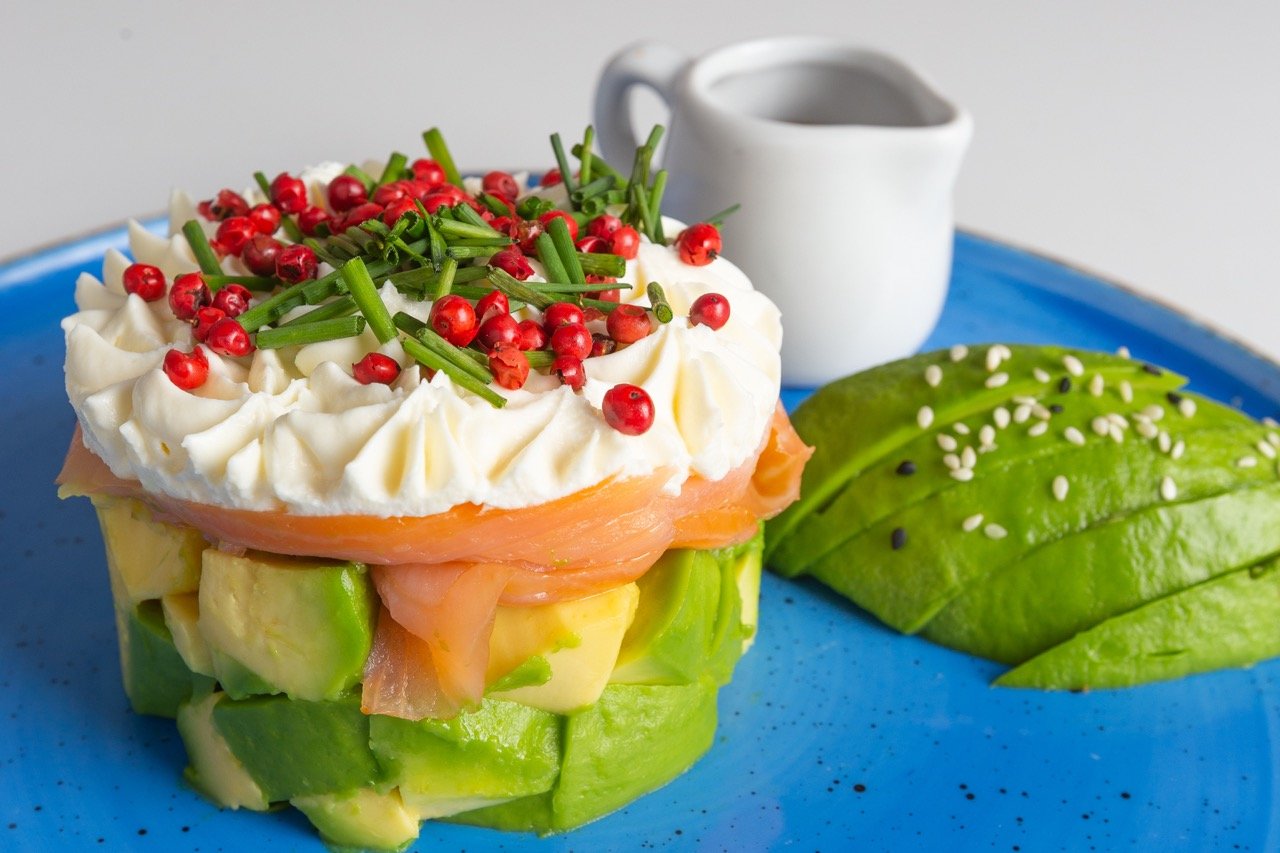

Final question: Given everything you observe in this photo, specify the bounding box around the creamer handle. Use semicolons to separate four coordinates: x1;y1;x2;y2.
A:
593;42;688;166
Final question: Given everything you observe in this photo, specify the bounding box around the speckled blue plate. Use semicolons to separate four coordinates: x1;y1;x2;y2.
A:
2;225;1278;852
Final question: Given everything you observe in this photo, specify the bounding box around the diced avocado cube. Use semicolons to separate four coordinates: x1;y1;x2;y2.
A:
198;550;376;701
292;787;421;852
176;692;269;811
212;693;383;802
369;698;559;818
161;592;214;677
93;496;204;605
732;535;765;652
488;583;639;713
610;550;719;685
122;600;202;718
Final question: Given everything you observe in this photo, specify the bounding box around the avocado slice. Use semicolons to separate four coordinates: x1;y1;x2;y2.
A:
610;550;720;685
198;550;376;701
211;692;383;802
121;599;205;718
292;788;421;852
926;481;1280;663
161;592;215;677
176;692;269;811
369;698;560;818
996;556;1280;689
93;496;204;604
733;536;764;652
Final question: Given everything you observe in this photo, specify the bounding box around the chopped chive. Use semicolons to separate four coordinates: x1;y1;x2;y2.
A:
423;128;463;187
477;192;513;217
341;258;396;344
420;203;447;270
702;202;741;226
578;126;595;186
430;257;458;301
256;316;366;349
546;217;585;284
304;236;350;267
343;164;376;191
648;170;668;243
570;175;615;206
388;236;432;268
237;281;313;332
535;232;570;285
447;244;505;259
517;196;556;220
393;312;493;385
577;252;626;278
580;196;607;218
524;281;632;293
524;350;556;370
550;132;576;194
253;171;272;197
579;296;624;313
436;218;507;241
301;270;345;305
643;125;665;156
486;268;555;311
647;282;674;323
569;144;624;183
377;152;407;187
280;216;304;243
203;274;277;292
181;220;223;277
631;183;655;241
399;335;505;407
279;295;357;327
451;203;497;232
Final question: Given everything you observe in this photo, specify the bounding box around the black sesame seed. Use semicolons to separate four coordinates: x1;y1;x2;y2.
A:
1049;404;1064;414
891;527;907;550
1057;377;1072;393
1167;392;1183;405
896;460;917;476
854;783;867;793
1143;363;1163;375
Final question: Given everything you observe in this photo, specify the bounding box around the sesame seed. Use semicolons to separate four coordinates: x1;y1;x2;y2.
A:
949;344;969;362
1177;398;1197;418
1108;424;1125;443
1091;417;1111;437
925;364;943;387
994;407;1011;429
1267;433;1280;447
1033;368;1051;383
994;344;1013;359
1160;476;1177;501
1052;475;1069;501
1258;441;1277;460
937;434;958;452
985;372;1010;389
1057;377;1072;394
1089;374;1105;397
1064;426;1086;446
1117;345;1132;358
1013;395;1038;406
1049;404;1065;414
1157;431;1172;453
1171;440;1186;460
1107;413;1130;429
1014;404;1032;424
943;453;961;470
961;446;977;469
951;467;975;482
984;523;1008;540
1028;421;1049;437
979;425;997;447
891;527;907;550
985;347;1004;372
1264;417;1280;428
917;406;935;429
1119;380;1134;403
1142;404;1165;421
954;422;971;435
1143;363;1163;376
1166;392;1183;406
1238;456;1259;469
1063;354;1085;377
1032;404;1052;420
1135;420;1158;439
895;460;917;476
962;513;985;532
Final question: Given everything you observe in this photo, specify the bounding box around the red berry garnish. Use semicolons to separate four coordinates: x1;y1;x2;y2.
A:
327;175;368;213
476;313;521;350
517;319;546;351
553;356;586;391
269;173;308;214
550;322;591;361
297;206;331;237
606;304;652;344
211;284;252;318
192;306;226;343
513;219;543;254
275;245;318;283
247;204;281;236
538;210;578;241
543;302;585;332
539;168;562;187
575;235;607;254
205;317;254;357
381;197;419;227
122;263;165;302
338;202;383;231
242;234;283;276
482;171;520;200
372;181;411;207
429;295;478;347
199;189;249;221
489;248;534;281
488;342;530;390
420;192;457;214
168;272;211;321
353;352;401;385
409;158;446;187
590;333;617;358
602;384;655;435
587;214;623;240
609;225;640;260
163;347;209;390
215;216;257;256
475;290;509;323
689;292;731;330
676;222;722;266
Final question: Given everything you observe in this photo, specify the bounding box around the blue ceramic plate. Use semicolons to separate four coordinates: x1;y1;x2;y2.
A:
2;225;1278;852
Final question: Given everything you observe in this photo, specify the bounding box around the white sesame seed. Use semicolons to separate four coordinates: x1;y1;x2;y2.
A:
1107;413;1130;428
1178;398;1197;418
917;406;935;429
1052;475;1069;501
951;467;975;482
943;453;961;470
1117;345;1131;359
1063;354;1085;377
1136;420;1159;439
1091;417;1111;437
1238;456;1259;469
994;407;1011;429
1014;404;1032;424
985;347;1004;372
1088;374;1105;397
1012;395;1038;406
925;364;943;387
1264;417;1280;428
1119;380;1134;404
1064;426;1086;446
953;422;971;435
1143;404;1165;421
1258;441;1276;460
961;446;977;469
1267;432;1280;447
994;344;1013;359
985;372;1010;389
1109;424;1126;443
1160;476;1178;501
979;425;997;447
937;434;958;452
1171;440;1186;460
1033;368;1051;383
984;523;1008;540
962;513;985;532
1028;421;1049;437
949;344;969;362
1157;431;1172;453
1033;404;1053;421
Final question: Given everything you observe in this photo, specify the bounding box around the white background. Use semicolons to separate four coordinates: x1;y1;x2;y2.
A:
3;1;1277;359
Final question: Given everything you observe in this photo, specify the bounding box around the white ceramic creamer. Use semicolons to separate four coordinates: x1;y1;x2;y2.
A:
595;37;973;385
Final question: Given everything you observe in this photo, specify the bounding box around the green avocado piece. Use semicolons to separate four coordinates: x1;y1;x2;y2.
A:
93;497;205;605
121;600;205;718
176;692;269;811
211;693;383;802
610;549;720;685
926;481;1280;663
291;788;421;852
161;593;215;677
198;550;376;701
487;656;553;693
369;698;560;819
996;556;1280;689
765;345;1187;562
727;531;764;652
451;680;718;834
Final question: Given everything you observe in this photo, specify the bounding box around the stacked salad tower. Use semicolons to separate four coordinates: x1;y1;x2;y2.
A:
58;126;810;849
